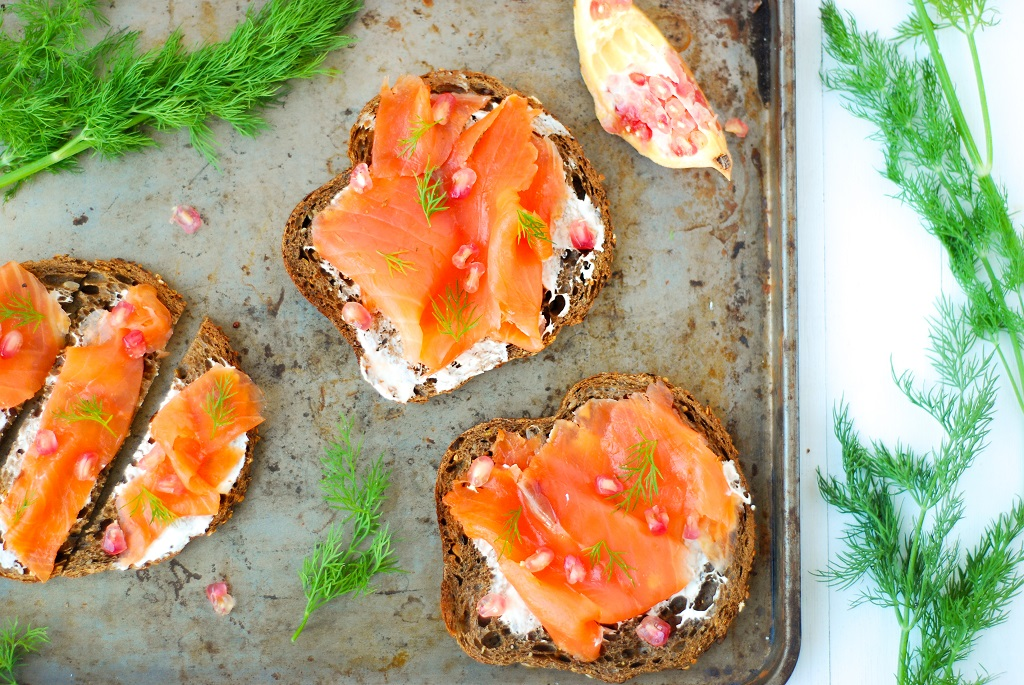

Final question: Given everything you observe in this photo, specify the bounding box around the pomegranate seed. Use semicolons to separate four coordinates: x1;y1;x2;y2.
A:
589;0;610;20
636;615;672;647
102;522;127;555
74;452;99;481
569;220;597;251
467;455;494;489
675;77;695;102
341;302;373;331
123;329;147;359
589;562;607;583
350;162;373;194
522;547;555;573
564;555;586;585
724;117;749;138
169;205;203;234
695;89;708;107
648;75;673;101
431;93;456;125
108;300;136;329
155;474;186;496
689;130;708;150
464;262;485;294
450;167;477;199
452;243;479;269
629;72;647;86
653;114;672;135
477;592;507;618
644;505;669;535
206;581;236;616
0;330;23;359
684;515;700;540
595;475;624;496
633;122;653;142
664;97;686;120
35;429;58;455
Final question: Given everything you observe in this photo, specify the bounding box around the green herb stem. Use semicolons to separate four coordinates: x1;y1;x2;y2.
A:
966;31;993;174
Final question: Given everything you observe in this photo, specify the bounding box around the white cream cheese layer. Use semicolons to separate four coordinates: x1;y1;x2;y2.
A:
473;538;543;635
722;460;752;504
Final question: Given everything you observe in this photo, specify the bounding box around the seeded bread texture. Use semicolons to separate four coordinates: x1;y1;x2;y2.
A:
282;69;616;402
65;318;259;577
435;373;756;683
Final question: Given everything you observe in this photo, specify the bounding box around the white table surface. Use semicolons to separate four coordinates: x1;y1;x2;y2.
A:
794;0;1024;683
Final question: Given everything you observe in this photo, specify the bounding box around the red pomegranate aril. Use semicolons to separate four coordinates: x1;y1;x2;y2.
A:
653;114;672;135
569;220;597;251
648;75;673;100
675;77;695;102
671;132;697;157
450;168;477;199
169;204;203;234
522;547;554;573
0;330;23;359
74;452;99;481
350;162;372;194
689;129;708;149
595;475;624;496
634;122;653;142
589;0;611;20
684;515;700;540
629;72;647;86
565;554;586;585
102;522;127;555
342;302;373;331
664;97;686;120
467;455;494;489
724;117;749;138
636;615;672;647
123;329;147;359
108;300;136;328
589;562;607;583
644;505;669;535
464;262;485;294
477;592;507;618
431;93;456;125
207;581;236;616
35;429;58;455
452;243;479;269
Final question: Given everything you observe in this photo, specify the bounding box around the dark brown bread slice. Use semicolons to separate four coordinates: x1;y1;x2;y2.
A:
282;69;616;402
0;258;186;582
65;318;259;577
435;373;756;683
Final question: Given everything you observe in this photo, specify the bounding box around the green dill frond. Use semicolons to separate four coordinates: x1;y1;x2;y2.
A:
397;116;438;159
126;486;177;525
582;540;636;585
376;250;417;277
0;293;44;332
53;396;116;436
516;209;552;245
202;375;238;438
416;164;448;226
0;619;48;685
431;283;481;343
496;507;523;559
609;429;661;513
10;491;35;527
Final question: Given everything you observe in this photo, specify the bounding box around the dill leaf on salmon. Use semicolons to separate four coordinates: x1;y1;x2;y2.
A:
496;507;523;559
397;116;438;159
53;396;116;436
516;209;552;245
202;375;238;438
125;486;177;526
416;164;449;226
0;293;43;332
583;540;636;585
376;250;417;277
610;429;661;513
431;283;481;343
0;619;48;685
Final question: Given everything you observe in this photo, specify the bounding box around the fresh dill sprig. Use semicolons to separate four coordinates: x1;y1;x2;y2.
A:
376;250;417;278
202;375;238;438
416;164;448;226
292;415;402;641
431;283;481;343
0;620;48;685
0;294;43;332
397;116;438;159
52;396;116;436
125;486;177;526
582;540;636;585
10;491;35;527
610;429;661;513
496;507;523;559
516;209;552;245
818;298;1024;685
0;0;363;196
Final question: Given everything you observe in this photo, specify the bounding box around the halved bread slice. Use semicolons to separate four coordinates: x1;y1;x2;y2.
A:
435;373;756;683
283;70;616;403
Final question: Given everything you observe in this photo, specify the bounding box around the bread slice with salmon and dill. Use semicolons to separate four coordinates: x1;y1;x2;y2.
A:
283;69;615;403
436;373;756;683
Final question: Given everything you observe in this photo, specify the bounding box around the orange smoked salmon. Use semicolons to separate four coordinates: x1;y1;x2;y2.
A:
0;285;172;581
443;382;746;662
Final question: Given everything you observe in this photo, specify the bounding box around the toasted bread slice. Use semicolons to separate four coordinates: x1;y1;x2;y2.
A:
435;373;756;683
283;69;616;403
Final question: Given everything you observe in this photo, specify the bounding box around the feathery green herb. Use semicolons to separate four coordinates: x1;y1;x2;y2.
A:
376;250;417;278
10;491;34;527
416;164;448;226
293;415;402;641
0;0;363;196
125;486;177;525
0;620;48;685
496;507;523;559
431;283;481;343
516;209;552;245
582;539;636;585
202;375;238;438
397;116;438;159
0;294;43;332
610;429;661;513
53;396;116;436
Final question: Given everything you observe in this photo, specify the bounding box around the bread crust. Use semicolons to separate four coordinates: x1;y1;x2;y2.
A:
435;373;756;683
282;69;616;402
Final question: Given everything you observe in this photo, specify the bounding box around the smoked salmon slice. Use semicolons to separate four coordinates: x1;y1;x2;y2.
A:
443;382;747;661
0;262;70;411
0;285;172;581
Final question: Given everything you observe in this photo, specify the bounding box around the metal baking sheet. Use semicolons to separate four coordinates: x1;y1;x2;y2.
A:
1;0;798;682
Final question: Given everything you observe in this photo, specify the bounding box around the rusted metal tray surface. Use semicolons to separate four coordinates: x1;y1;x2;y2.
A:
1;0;797;682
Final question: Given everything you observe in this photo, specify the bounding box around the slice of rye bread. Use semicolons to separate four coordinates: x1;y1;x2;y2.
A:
435;373;757;683
282;69;616;402
0;258;186;582
64;317;259;577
